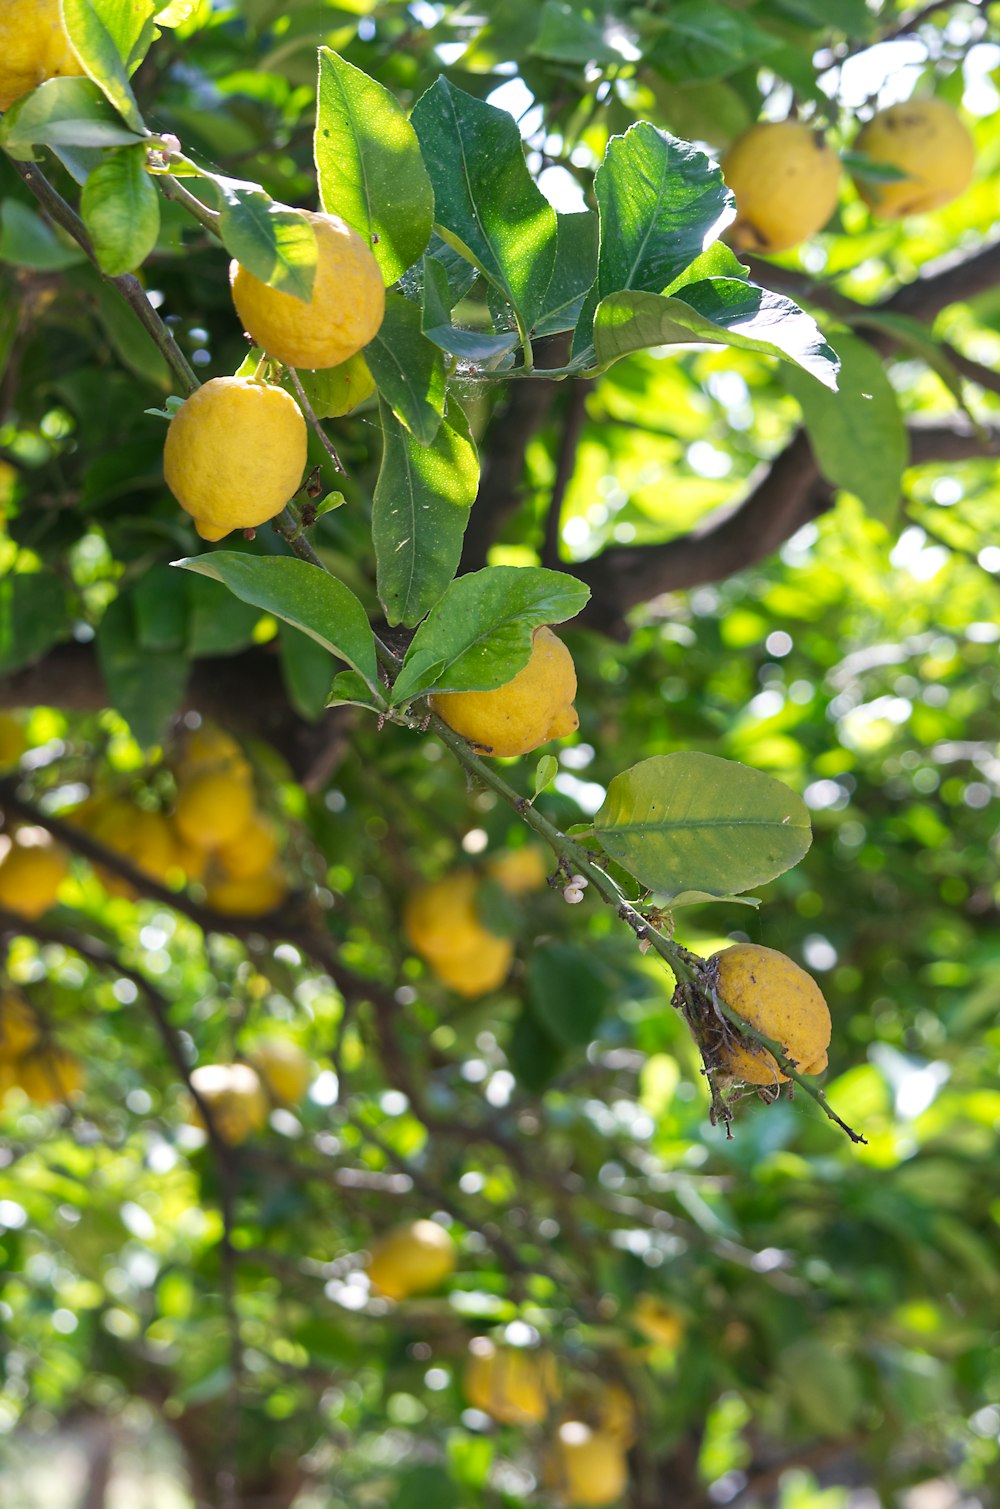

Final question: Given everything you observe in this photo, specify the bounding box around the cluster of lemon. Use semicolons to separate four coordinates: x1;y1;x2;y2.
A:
365;1218;685;1505
68;724;288;917
723;99;976;255
187;1038;313;1144
404;845;549;998
0;988;83;1105
0;716;72;922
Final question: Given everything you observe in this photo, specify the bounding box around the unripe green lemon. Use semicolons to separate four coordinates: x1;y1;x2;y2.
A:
368;1219;457;1300
0;0;85;111
854;99;975;218
431;626;579;759
711;942;831;1086
163;376;307;541
230;211;385;370
722;121;841;254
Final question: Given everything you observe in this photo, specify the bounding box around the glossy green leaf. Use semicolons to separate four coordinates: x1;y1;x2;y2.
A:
594;752;812;898
216;181;317;303
173;553;380;694
0;572;70;673
365;292;446;444
390;565;590;705
531;1;633;64
373;398;479;628
315;48;434;284
0;76;143;155
279;624;335;722
592;280;840;389
780;330;908;521
62;0;157;133
533;211;599;338
95;594;188;747
81;144;160;275
650;1;777;81
421;254;520;364
411;76;558;331
0;201;85;270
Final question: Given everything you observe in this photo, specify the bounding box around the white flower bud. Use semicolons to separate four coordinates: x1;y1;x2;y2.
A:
563;885;584;904
570;874;588;889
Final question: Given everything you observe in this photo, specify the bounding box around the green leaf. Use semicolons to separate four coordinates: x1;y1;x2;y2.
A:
650;1;777;82
779;330;908;522
528;942;612;1047
315;48;434;285
172;553;380;694
185;575;260;658
0;77;143;156
95;594;188;747
507;1007;564;1092
840;150;909;183
364;292;446;445
534;754;559;797
327;670;386;712
533;211;599;339
851;309;972;417
421;254;520;364
531;0;635;63
390;565;589;705
132;564;187;652
373;398;480;629
593;752;812;899
592;280;840;389
80;143;160;275
0;200;85;271
62;0;157;133
279;624;335;722
411;76;558;332
0;572;70;673
667;891;762;910
595;122;733;302
76;265;171;387
216;182;317;303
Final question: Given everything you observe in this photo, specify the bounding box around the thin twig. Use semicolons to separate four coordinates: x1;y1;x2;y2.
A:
286;367;346;474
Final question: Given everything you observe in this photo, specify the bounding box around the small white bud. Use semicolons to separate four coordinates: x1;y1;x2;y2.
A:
570;874;588;889
563;885;584;904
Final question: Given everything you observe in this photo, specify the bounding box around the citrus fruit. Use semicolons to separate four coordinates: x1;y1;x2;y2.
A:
404;871;513;998
173;770;255;850
188;1062;268;1146
711;942;831;1086
722;121;841;254
368;1219;457;1300
464;1339;560;1425
92;801;177;897
230;211;385;370
854;99;975;218
0;831;68;919
204;867;287;918
0;991;40;1060
632;1294;684;1349
488;845;549;895
249;1038;312;1108
215;812;279;880
15;1044;84;1104
543;1422;628;1507
175;724;251;782
0;0;85;111
163;376;307;541
0;711;26;768
431;626;579;759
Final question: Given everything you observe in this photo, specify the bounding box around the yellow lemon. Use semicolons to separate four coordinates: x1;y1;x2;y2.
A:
163;376;307;541
631;1294;684;1350
204;866;287;918
543;1422;628;1507
230;211;385;370
404;871;514;998
0;1057;16;1097
487;845;549;895
15;1044;84;1104
92;802;177;897
167;824;209;883
368;1219;457;1300
432;626;579;759
0;0;85;111
464;1339;560;1425
722;121;841;254
0;990;40;1060
0;711;26;768
0;831;68;919
175;724;252;782
173;770;255;850
188;1062;268;1146
711;942;831;1086
215;812;279;881
248;1038;312;1108
854;99;975;218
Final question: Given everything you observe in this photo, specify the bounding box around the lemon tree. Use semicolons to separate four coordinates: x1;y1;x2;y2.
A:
1;1;1000;1506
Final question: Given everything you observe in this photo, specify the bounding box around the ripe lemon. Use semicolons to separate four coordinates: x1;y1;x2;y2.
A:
167;824;209;882
543;1422;628;1507
92;801;177;897
188;1062;268;1146
230;211;385;370
431;626;579;759
175;724;252;782
404;871;514;998
632;1294;684;1349
488;845;549;895
0;991;40;1060
0;831;68;919
711;942;831;1086
249;1038;312;1108
174;770;255;850
215;812;279;881
0;0;85;111
464;1339;560;1425
368;1219;457;1300
0;711;26;768
204;866;287;918
722;121;841;254
854;99;975;218
163;376;307;541
15;1044;84;1104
